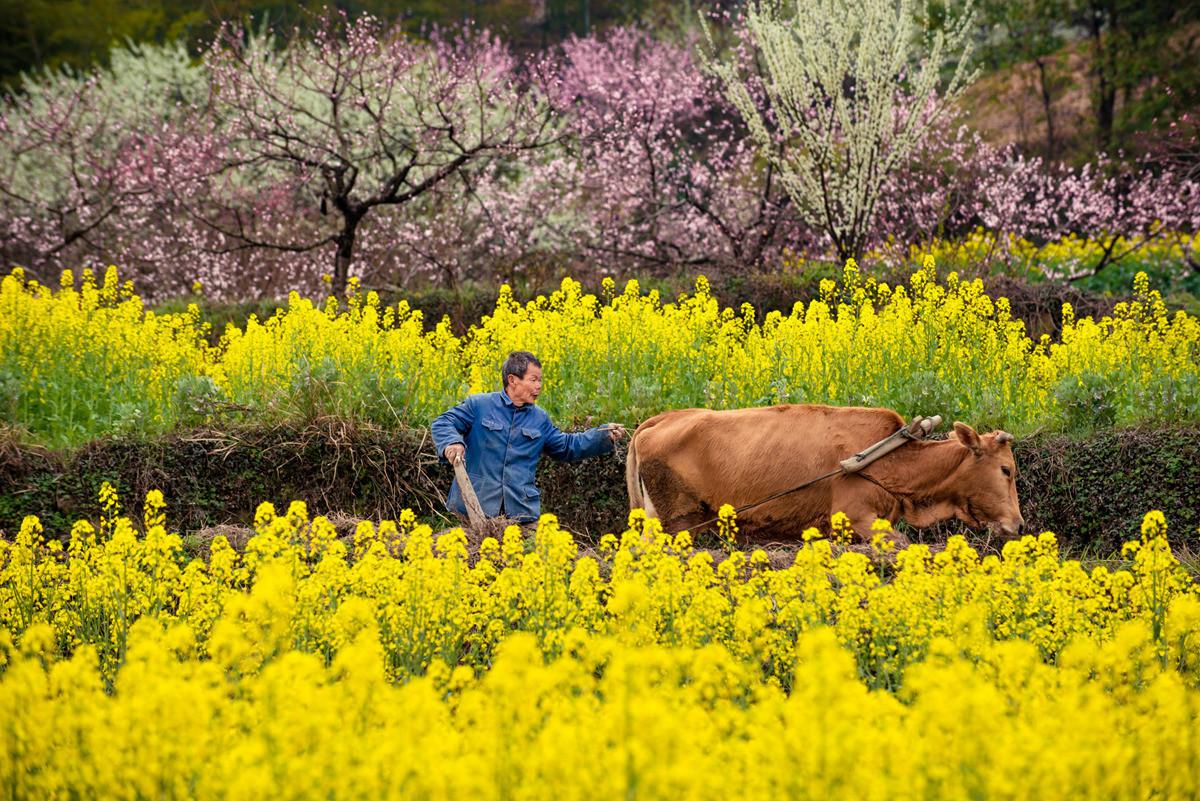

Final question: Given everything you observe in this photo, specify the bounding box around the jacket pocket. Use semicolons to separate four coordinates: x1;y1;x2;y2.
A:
520;427;541;440
482;416;504;432
525;486;541;499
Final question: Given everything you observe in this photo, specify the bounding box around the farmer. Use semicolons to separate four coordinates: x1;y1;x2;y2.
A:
432;351;626;524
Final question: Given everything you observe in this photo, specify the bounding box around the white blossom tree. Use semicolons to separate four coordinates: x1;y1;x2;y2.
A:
702;0;979;261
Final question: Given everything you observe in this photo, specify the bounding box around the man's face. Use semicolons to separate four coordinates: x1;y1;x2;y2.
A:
506;364;542;406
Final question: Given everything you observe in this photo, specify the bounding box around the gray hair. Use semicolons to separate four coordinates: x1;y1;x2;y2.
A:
501;351;541;390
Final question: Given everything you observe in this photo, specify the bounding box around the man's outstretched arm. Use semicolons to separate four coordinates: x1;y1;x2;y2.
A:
542;420;623;462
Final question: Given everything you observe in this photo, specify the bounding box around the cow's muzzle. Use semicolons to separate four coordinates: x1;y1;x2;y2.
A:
988;520;1027;537
995;517;1026;538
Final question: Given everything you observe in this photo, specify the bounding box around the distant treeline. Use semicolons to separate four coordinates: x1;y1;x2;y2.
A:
2;0;685;83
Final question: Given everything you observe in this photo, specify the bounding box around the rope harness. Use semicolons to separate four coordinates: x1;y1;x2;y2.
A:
679;414;943;534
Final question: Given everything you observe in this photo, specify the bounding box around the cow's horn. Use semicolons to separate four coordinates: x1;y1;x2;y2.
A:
996;430;1014;444
912;415;942;437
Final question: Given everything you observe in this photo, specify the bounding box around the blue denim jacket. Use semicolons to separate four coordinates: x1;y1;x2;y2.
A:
431;391;614;522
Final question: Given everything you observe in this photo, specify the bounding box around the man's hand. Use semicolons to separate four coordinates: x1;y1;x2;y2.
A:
604;423;627;442
444;443;466;464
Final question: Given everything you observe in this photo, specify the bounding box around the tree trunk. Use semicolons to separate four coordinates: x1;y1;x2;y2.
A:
1034;56;1057;158
1088;2;1118;152
1096;74;1116;152
333;211;363;295
832;227;859;265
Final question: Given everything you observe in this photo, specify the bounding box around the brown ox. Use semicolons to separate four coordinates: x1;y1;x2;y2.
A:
625;404;1025;543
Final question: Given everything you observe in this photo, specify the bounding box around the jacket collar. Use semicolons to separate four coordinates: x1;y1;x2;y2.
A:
500;390;529;410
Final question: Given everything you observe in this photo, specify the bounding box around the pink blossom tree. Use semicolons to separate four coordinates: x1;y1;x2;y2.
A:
534;26;809;273
0;41;207;291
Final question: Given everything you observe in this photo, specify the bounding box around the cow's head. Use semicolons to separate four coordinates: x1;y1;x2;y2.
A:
952;422;1025;537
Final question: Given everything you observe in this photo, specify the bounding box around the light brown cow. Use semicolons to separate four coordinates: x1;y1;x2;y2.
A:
625;404;1025;544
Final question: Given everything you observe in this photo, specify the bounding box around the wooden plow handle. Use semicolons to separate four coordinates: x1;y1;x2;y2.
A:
452;458;487;530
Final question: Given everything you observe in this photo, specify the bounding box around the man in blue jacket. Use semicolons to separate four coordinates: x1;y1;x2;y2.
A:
431;351;626;523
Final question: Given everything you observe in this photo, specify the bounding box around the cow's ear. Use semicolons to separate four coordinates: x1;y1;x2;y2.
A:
953;421;983;457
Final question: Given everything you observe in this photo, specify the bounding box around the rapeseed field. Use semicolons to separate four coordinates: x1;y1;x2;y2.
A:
2;488;1199;799
2;258;1198;447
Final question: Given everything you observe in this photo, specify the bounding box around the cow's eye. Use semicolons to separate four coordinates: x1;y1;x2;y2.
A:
1001;466;1013;478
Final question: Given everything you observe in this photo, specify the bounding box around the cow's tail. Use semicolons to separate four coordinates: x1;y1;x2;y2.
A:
624;423;659;519
625;428;643;510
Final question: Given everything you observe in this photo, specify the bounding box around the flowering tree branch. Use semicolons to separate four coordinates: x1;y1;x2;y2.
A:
701;0;979;261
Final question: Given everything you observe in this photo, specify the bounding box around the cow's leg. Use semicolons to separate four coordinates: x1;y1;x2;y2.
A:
830;480;906;546
656;487;712;533
662;507;716;535
851;515;910;549
640;458;708;532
